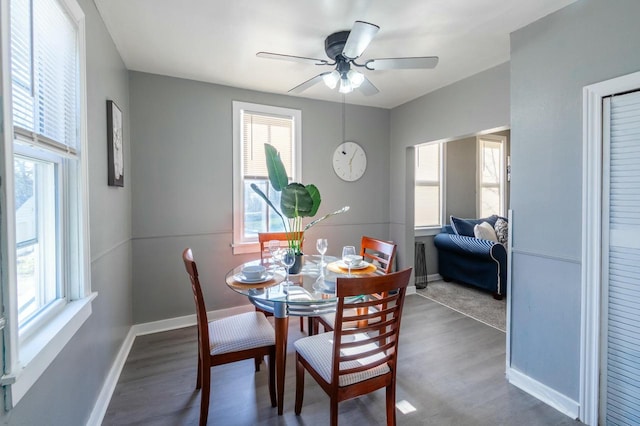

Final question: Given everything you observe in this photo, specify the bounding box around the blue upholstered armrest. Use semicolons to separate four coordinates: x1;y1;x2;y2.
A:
434;232;507;262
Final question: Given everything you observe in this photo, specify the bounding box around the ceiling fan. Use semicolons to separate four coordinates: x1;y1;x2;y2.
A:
257;21;439;96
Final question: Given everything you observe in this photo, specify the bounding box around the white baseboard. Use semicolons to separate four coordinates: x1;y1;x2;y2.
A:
507;367;580;420
427;273;442;282
87;303;255;425
86;327;136;426
133;304;255;336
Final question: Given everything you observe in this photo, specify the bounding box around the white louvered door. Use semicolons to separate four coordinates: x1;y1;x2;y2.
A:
601;90;640;426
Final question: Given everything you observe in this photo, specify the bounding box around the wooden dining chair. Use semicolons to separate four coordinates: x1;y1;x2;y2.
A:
312;236;397;334
294;268;412;426
258;231;302;260
257;231;308;333
182;248;276;426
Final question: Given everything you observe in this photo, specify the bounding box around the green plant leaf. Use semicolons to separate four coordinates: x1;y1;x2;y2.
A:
306;184;321;217
265;144;288;192
304;206;350;231
250;183;288;231
280;183;314;218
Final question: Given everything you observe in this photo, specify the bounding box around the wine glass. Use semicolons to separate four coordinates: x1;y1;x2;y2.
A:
268;240;280;267
341;245;357;277
316;238;328;272
281;248;296;290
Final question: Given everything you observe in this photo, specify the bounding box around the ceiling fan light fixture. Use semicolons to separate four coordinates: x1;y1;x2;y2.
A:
347;69;364;88
323;70;340;89
339;77;353;94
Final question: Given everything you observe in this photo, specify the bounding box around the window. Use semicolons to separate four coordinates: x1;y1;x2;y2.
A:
232;102;301;254
1;0;92;406
415;142;444;229
477;135;506;217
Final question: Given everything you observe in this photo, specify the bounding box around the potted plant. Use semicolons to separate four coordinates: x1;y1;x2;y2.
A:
251;143;349;273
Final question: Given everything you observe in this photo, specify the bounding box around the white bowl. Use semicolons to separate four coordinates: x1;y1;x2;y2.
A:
242;265;266;280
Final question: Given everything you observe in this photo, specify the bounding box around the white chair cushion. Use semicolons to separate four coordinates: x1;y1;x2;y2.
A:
209;312;275;355
294;332;390;387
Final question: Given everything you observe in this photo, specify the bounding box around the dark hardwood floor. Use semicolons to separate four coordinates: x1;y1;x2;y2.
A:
103;295;583;425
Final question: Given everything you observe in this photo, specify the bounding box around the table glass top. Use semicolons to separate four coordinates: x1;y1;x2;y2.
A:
225;255;369;306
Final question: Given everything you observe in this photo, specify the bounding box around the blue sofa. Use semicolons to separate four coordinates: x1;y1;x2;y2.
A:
433;224;507;299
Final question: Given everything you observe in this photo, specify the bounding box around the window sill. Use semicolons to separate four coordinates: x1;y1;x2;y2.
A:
232;242;260;255
415;227;443;237
3;292;98;407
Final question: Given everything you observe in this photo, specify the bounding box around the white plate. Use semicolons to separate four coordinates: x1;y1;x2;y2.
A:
337;260;369;270
234;272;274;284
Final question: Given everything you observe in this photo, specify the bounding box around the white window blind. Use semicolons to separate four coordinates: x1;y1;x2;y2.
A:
414;143;442;228
477;136;505;217
242;112;293;178
603;90;640;425
11;0;79;153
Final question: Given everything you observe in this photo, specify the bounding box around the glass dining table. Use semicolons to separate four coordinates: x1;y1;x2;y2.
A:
224;255;377;415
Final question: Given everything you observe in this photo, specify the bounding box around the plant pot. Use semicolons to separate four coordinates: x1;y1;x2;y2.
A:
288;253;304;275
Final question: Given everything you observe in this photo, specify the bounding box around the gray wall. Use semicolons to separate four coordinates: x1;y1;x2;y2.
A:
445;136;477;220
509;0;640;401
0;0;133;424
129;72;391;323
389;63;511;277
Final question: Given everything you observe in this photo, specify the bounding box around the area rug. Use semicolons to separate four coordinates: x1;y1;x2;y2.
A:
417;280;506;331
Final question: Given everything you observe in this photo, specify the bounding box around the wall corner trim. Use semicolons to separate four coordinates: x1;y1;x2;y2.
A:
507;367;579;421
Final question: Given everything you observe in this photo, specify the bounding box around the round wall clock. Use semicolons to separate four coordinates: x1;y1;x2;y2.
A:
332;141;367;182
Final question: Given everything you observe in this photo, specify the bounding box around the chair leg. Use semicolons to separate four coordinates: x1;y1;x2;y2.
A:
196;354;202;389
311;318;319;336
300;317;304;332
307;317;314;336
330;397;339;426
385;384;396;426
268;347;277;407
294;355;305;415
199;365;211;426
254;356;262;372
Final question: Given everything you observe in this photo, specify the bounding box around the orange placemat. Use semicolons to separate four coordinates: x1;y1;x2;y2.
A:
326;261;376;275
226;273;283;290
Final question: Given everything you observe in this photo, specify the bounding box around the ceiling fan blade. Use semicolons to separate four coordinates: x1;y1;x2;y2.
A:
257;52;329;66
358;77;379;96
342;21;380;60
365;56;439;70
288;72;331;94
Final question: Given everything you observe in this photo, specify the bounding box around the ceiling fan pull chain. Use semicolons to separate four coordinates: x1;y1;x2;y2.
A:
342;94;346;143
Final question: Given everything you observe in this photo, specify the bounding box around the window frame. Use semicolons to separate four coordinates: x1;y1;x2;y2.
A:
476;135;507;218
231;101;301;254
0;0;94;408
414;141;446;236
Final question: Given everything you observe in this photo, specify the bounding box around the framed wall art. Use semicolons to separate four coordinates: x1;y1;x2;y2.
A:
107;100;124;187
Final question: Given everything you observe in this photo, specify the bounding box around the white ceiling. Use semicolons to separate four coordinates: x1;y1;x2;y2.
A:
95;0;577;109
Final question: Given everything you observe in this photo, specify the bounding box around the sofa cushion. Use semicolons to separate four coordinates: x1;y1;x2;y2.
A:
494;217;508;245
450;215;499;237
474;221;498;241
